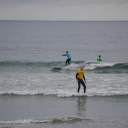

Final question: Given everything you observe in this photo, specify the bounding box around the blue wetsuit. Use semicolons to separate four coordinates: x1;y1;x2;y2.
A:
66;53;71;59
66;53;71;65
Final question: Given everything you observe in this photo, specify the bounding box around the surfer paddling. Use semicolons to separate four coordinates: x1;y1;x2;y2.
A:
97;55;102;61
62;51;71;65
76;65;86;93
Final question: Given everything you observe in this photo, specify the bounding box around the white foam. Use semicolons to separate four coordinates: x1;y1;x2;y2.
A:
0;68;128;97
63;63;79;70
85;62;116;70
0;117;88;124
0;119;51;124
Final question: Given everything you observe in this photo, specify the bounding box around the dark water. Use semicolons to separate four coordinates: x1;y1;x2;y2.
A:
0;95;128;128
0;21;128;128
0;21;128;62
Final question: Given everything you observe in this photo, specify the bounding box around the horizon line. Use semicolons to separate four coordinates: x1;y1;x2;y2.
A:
0;20;128;22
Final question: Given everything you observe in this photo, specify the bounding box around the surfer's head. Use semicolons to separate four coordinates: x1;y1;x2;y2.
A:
66;51;68;53
80;65;84;70
99;55;101;57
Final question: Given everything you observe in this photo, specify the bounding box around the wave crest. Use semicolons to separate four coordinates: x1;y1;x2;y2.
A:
0;117;91;124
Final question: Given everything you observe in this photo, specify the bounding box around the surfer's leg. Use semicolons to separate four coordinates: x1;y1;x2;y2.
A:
66;59;70;65
68;60;70;65
81;80;86;93
77;81;81;93
68;59;71;65
66;59;68;65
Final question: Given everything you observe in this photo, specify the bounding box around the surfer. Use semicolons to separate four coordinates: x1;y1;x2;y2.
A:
97;55;102;61
62;51;71;65
76;65;86;93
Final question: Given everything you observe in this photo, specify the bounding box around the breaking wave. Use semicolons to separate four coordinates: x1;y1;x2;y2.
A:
0;117;92;124
0;61;127;73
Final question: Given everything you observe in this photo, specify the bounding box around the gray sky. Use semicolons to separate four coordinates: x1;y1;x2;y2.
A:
0;0;128;21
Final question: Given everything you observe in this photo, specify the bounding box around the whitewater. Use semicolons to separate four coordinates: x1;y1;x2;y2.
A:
0;61;128;97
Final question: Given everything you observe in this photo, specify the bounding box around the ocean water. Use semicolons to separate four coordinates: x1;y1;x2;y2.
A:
0;21;128;128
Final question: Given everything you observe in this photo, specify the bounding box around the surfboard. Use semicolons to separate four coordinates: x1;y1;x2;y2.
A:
52;66;63;70
52;63;79;71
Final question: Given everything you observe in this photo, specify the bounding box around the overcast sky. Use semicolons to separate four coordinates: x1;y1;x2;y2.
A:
0;0;128;21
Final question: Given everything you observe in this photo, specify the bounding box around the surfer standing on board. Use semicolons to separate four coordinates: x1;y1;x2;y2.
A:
76;65;86;93
62;51;71;65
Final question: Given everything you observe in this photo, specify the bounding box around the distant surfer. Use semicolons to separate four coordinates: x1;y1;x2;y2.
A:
76;65;86;93
62;51;71;65
97;55;102;61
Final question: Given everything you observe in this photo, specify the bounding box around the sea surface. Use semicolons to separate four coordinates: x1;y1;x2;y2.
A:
0;21;128;128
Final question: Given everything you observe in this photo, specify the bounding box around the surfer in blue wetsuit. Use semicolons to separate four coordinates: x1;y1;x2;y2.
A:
62;51;71;65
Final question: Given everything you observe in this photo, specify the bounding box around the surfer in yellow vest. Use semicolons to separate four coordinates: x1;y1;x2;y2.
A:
97;55;102;61
76;65;86;93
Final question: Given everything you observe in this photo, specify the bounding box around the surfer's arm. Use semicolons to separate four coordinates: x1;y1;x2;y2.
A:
83;74;86;81
76;73;78;79
83;74;85;80
61;53;66;56
76;73;78;81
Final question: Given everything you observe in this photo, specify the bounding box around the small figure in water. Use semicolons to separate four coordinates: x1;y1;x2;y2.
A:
76;65;86;93
62;51;71;65
97;55;102;61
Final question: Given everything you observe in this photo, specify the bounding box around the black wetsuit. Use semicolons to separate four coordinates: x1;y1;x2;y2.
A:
76;73;86;93
66;59;71;65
